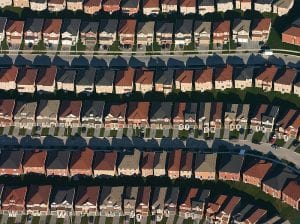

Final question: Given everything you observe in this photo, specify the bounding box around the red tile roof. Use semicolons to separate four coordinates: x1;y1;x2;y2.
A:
181;188;198;208
175;70;193;83
108;103;127;118
6;20;24;33
75;186;100;206
168;149;182;172
0;66;18;82
115;67;135;86
17;67;38;85
180;0;196;7
243;159;272;180
26;185;51;205
2;186;27;206
127;102;150;120
180;151;193;171
194;68;213;83
93;151;117;171
252;18;271;31
43;19;62;34
0;99;15;117
256;65;278;82
36;66;57;86
282;179;300;201
283;26;300;37
245;208;267;223
275;68;297;85
173;102;186;120
215;65;233;82
70;147;94;170
118;20;137;34
143;0;159;7
141;152;155;170
59;100;82;118
214;21;230;33
23;150;47;168
135;69;154;85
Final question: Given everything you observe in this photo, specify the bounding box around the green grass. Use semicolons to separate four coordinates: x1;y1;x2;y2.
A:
110;130;117;137
108;41;121;52
145;128;150;138
41;128;49;136
178;130;189;140
33;40;46;52
275;138;285;147
87;128;95;137
252;131;264;144
155;129;163;138
99;128;105;137
229;130;240;139
105;217;113;224
19;128;26;136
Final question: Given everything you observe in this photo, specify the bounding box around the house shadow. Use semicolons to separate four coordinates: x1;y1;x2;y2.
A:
186;138;209;150
226;56;245;66
14;55;32;66
131;137;147;149
52;55;70;67
206;54;225;67
0;55;13;66
90;57;108;68
43;136;65;148
65;135;87;149
186;56;205;69
160;137;173;150
167;58;185;69
88;137;110;148
33;55;51;66
145;138;160;148
20;136;42;148
71;56;90;68
246;53;266;66
0;135;19;147
111;137;133;149
171;138;186;148
149;57;167;69
268;56;286;67
109;56;128;68
128;56;146;68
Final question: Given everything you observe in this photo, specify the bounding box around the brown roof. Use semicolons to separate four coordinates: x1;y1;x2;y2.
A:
84;0;102;7
0;99;15;117
143;0;159;7
215;65;233;82
180;151;193;171
102;0;121;6
136;186;151;207
243;159;272;180
252;18;271;31
168;149;182;172
161;0;177;5
135;69;154;85
23;150;47;168
212;102;223;121
127;102;150;120
17;67;38;85
108;103;127;118
277;109;297;129
222;196;241;215
275;68;297;85
282;179;300;201
173;102;186;120
283;26;300;37
207;195;228;214
194;68;213;83
0;66;18;82
2;186;27;205
36;66;57;86
70;147;94;170
26;185;52;205
290;113;300;130
43;19;62;34
180;0;196;7
93;151;117;171
175;70;193;83
245;208;267;223
251;104;268;120
214;21;230;33
115;67;135;86
141;152;155;170
74;186;100;206
6;20;24;33
118;20;137;34
48;0;65;4
59;100;82;118
256;65;278;82
181;188;198;208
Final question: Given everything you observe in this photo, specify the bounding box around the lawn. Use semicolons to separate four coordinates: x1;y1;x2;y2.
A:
252;131;264;144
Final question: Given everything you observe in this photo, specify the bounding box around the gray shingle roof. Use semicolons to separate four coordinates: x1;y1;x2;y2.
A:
118;149;141;170
36;100;60;118
137;21;155;35
219;154;244;174
24;18;44;33
81;100;105;118
156;22;174;34
194;153;217;173
95;70;115;86
151;187;167;209
51;187;75;204
191;189;211;208
194;21;211;34
99;186;124;207
155;70;174;85
175;20;193;34
122;0;139;8
165;187;179;205
99;19;118;33
76;69;96;85
235;67;255;80
198;0;215;6
150;102;173;120
255;0;274;4
57;70;77;84
262;105;279;123
80;21;99;34
0;17;7;32
232;19;251;33
14;101;37;117
232;204;255;222
0;150;23;169
61;19;81;35
46;150;70;169
184;103;197;121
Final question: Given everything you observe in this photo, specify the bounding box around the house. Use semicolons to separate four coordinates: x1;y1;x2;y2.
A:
75;69;96;94
194;153;217;180
249;104;268;132
118;19;137;48
58;100;82;128
143;0;160;15
0;66;18;91
194;68;213;91
141;152;155;177
83;0;102;14
276;109;300;141
43;19;62;47
0;149;24;176
198;102;212;133
23;150;47;175
136;188;156;220
232;19;251;43
175;70;193;92
149;102;173;129
153;151;167;176
156;22;174;48
214;65;233;90
1;186;27;217
167;149;182;179
99;186;124;217
282;179;300;210
213;21;230;45
216;0;233;12
231;204;255;223
29;0;47;11
135;69;154;94
242;158;273;187
194;21;211;45
36;100;60;128
50;187;75;218
74;186;100;216
255;65;278;91
0;0;12;8
254;0;274;13
215;196;241;223
191;189;211;220
24;18;44;46
261;105;279;133
26;185;52;216
118;150;141;176
218;154;244;181
123;187;138;218
13;101;37;128
0;99;15;127
180;151;193;178
81;100;105;128
179;188;199;219
93;151;117;177
136;21;155;47
175;20;193;47
98;19;118;48
151;187;167;221
61;19;81;46
251;18;272;42
161;0;177;13
206;195;229;222
56;69;77;92
274;68;297;94
273;0;294;16
114;67;135;94
172;102;197;130
244;208;267;223
0;17;7;42
198;0;215;15
80;21;99;46
46;150;70;176
95;70;115;93
224;104;247;131
235;104;250;131
126;101;150;128
16;67;37;93
180;0;196;15
155;70;174;95
210;102;223;132
164;187;179;217
67;0;84;11
36;66;57;93
282;25;300;46
235;0;251;10
69;147;94;176
102;0;121;14
13;0;29;8
234;67;255;90
121;0;139;15
48;0;66;12
104;103;127;129
6;20;25;46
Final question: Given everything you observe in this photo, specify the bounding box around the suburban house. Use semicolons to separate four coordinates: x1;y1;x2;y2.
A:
164;187;179;217
46;150;70;176
0;66;18;91
275;109;299;141
174;20;193;47
0;99;15;127
172;102;197;130
274;68;297;94
251;18;272;42
282;25;300;46
210;102;223;132
24;18;44;47
180;0;196;15
231;204;255;223
214;65;233;90
26;185;52;216
93;151;117;177
42;19;62;47
118;150;141;176
1;186;27;217
5;20;25;46
22;150;47;175
81;100;105;128
74;186;100;216
154;70;174;95
95;70;115;93
104;103;127;129
61;19;81;46
216;0;234;12
0;150;24;176
180;151;193;178
213;21;230;45
114;67;135;94
36;66;57;93
235;104;250;131
151;187;167;221
273;0;294;16
254;0;274;13
167;149;182;179
135;69;154;94
30;0;47;11
215;196;241;223
218;154;244;181
161;0;177;13
191;189;211;220
149;102;173;129
282;179;300;210
98;19;118;48
236;0;252;10
36;100;60;128
255;65;278;91
121;0;139;15
56;69;77;92
47;0;66;12
175;70;193;92
194;153;217;180
0;0;12;8
69;147;94;176
67;0;84;11
102;0;121;14
194;21;211;45
198;0;215;15
261;105;279;133
206;195;229;222
58;100;82;128
136;21;155;47
179;188;199;219
156;22;174;48
232;19;251;43
99;186;124;217
234;67;255;89
198;102;212;133
249;104;268;131
153;151;167;176
83;0;102;14
118;19;137;48
194;68;213;91
126;101;150;128
50;187;75;218
143;0;160;15
140;152;155;177
75;69;96;94
123;187;138;218
13;101;37;128
224;104;241;131
16;67;38;93
244;208;267;223
135;187;151;221
13;0;29;8
80;21;99;47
